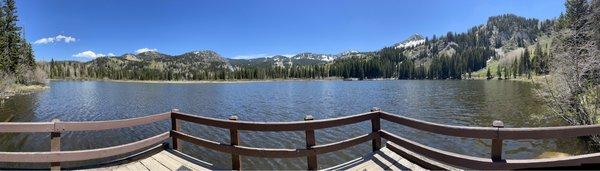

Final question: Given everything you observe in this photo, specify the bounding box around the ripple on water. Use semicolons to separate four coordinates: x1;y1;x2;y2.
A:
0;80;589;169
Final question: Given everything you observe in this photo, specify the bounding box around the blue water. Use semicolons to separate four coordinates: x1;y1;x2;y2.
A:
0;80;587;169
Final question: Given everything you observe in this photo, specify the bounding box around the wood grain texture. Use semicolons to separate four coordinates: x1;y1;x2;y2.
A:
172;111;376;131
55;112;170;132
0;132;170;163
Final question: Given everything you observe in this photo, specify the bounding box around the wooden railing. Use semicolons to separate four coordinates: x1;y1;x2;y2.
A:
0;112;172;170
170;108;381;170
3;108;600;170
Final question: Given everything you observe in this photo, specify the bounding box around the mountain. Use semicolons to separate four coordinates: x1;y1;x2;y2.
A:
44;13;554;81
134;51;171;61
228;53;337;68
394;34;425;49
292;53;336;62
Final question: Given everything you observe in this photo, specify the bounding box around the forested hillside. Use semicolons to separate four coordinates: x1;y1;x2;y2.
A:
43;11;561;81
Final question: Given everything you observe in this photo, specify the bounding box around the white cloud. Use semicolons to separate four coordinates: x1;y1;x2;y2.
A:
33;35;77;45
73;50;116;59
232;53;296;59
135;48;158;54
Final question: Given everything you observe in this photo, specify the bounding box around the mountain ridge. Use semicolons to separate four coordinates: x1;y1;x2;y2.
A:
44;13;554;80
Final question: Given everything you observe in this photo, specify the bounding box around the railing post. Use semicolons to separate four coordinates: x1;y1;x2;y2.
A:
50;119;61;171
304;115;317;170
171;108;181;151
229;115;241;170
370;107;382;152
491;120;504;161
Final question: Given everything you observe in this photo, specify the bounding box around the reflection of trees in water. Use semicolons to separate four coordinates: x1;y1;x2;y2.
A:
0;93;37;122
469;81;589;158
0;94;48;168
0;94;40;151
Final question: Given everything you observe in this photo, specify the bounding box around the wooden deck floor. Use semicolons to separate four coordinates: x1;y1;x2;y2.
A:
326;147;426;171
81;150;214;171
81;143;455;170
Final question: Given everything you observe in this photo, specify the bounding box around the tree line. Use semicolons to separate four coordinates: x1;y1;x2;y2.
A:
42;60;334;80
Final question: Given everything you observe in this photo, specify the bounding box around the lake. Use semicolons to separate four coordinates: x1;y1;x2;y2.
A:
0;80;590;169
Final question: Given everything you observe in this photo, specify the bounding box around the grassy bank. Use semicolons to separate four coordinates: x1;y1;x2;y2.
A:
0;83;48;100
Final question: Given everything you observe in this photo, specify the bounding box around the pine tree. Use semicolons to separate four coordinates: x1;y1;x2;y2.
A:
486;67;492;80
19;38;34;67
565;0;588;30
496;66;502;80
503;67;509;80
520;48;531;76
532;43;546;74
512;58;518;78
0;0;8;72
3;0;22;73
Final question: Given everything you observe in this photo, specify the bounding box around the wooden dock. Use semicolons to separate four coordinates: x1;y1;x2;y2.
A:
3;108;600;170
81;150;213;171
80;145;434;171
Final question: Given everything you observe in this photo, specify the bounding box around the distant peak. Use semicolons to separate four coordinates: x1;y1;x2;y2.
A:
395;33;426;49
404;33;425;42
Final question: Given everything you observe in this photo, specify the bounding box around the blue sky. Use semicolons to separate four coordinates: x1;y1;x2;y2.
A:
17;0;565;61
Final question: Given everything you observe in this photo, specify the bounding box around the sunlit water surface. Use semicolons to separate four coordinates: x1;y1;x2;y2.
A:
0;80;589;169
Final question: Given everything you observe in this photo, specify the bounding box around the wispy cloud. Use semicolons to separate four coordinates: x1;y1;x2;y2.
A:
33;35;76;45
135;48;158;54
232;53;296;59
73;50;115;59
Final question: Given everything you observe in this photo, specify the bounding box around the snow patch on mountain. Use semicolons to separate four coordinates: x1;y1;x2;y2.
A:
395;34;425;49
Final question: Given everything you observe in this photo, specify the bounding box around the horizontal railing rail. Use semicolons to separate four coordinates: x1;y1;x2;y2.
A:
378;111;600;169
0;112;171;133
0;132;170;163
381;130;600;169
170;109;382;170
171;111;376;131
0;112;172;170
379;111;498;138
170;130;377;158
4;108;600;170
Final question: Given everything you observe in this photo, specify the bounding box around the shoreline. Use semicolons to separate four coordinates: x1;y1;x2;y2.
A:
466;74;547;83
48;76;548;84
0;84;48;100
49;78;348;84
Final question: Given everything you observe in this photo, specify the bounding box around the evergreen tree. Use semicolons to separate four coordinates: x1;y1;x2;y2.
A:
19;38;34;67
564;0;589;30
520;48;531;76
486;67;492;80
512;58;518;78
2;0;22;73
496;66;502;79
0;0;7;72
503;67;509;80
532;43;547;74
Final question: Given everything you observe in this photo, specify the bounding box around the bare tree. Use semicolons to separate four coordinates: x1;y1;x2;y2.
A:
539;0;600;148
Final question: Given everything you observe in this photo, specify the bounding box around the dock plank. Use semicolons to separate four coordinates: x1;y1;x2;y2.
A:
139;157;170;171
325;147;427;171
151;152;192;171
125;161;149;171
112;165;132;171
82;150;209;171
160;150;212;171
82;146;432;171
